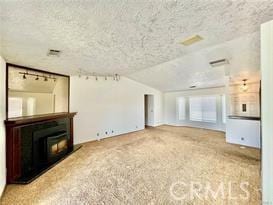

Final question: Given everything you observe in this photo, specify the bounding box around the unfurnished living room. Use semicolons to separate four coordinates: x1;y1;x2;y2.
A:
0;1;273;204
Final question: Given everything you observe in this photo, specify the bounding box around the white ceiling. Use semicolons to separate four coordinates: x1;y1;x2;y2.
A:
1;1;273;91
129;32;261;91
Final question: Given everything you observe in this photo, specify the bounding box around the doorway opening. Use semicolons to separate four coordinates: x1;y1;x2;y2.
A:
144;94;154;127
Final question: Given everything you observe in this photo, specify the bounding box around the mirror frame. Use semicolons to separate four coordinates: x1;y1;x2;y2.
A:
6;63;70;119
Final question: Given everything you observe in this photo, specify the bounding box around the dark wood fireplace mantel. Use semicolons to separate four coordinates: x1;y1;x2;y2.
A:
5;112;77;126
5;112;79;184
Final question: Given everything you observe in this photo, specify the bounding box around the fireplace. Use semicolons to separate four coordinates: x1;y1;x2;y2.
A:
32;124;69;169
5;112;81;184
47;132;68;163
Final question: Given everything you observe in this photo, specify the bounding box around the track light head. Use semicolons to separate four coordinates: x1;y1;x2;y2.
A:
241;79;248;92
35;75;39;80
44;77;48;81
115;74;120;81
23;74;26;79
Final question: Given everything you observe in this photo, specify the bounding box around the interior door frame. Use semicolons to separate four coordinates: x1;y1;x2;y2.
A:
144;94;154;127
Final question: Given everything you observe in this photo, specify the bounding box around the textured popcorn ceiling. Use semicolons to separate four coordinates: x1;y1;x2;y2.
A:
129;32;261;91
1;0;273;91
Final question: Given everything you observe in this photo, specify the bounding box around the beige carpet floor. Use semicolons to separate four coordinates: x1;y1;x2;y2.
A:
1;126;260;205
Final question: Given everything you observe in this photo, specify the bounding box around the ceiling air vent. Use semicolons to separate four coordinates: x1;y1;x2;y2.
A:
189;85;196;89
47;49;61;57
209;59;229;67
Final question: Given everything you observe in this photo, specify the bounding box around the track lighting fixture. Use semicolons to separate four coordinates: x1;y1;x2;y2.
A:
77;68;120;82
19;71;57;82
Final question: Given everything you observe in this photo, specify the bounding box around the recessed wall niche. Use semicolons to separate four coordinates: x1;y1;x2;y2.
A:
7;64;69;118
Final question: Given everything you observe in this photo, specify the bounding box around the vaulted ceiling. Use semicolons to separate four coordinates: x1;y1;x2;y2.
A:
1;1;273;91
129;31;260;91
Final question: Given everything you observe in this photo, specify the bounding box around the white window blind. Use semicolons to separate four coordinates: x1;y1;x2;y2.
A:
189;97;203;121
27;97;36;116
202;96;217;122
177;97;186;120
222;95;226;124
189;96;217;123
8;97;23;118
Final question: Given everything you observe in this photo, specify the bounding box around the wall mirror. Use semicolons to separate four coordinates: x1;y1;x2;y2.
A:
7;64;69;118
228;82;260;117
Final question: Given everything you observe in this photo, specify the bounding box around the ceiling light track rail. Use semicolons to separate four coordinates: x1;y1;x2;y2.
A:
19;71;57;82
77;69;121;82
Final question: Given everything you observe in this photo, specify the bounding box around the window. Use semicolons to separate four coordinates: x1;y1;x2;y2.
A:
189;96;217;123
8;97;23;118
27;97;36;116
177;97;186;120
189;97;202;121
222;95;226;123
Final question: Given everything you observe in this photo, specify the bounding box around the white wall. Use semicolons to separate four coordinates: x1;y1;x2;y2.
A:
0;56;6;197
261;20;273;204
70;76;163;144
164;87;226;131
226;118;260;148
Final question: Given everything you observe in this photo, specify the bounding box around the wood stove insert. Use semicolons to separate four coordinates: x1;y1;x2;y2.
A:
5;112;81;184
